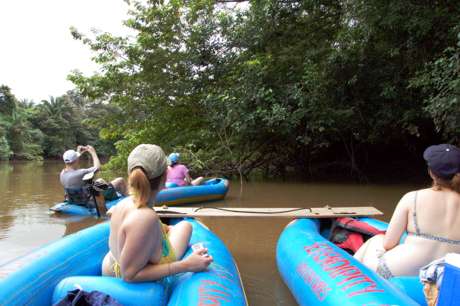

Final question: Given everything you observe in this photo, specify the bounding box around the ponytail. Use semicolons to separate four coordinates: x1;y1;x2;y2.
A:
128;167;166;208
129;168;151;208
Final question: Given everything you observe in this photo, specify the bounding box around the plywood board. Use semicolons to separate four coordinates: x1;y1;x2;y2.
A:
154;206;383;218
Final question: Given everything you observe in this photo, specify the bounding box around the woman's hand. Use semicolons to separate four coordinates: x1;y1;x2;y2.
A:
182;248;213;272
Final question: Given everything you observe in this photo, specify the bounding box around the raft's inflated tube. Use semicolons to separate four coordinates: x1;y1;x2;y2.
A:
52;219;247;306
1;217;246;306
167;218;247;306
156;178;229;206
50;196;126;216
0;222;110;306
390;276;426;305
276;219;419;305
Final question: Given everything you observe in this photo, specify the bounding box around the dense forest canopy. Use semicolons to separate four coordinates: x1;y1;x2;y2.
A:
2;0;459;180
0;85;117;160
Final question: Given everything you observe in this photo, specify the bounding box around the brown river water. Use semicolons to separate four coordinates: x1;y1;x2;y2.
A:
0;160;427;305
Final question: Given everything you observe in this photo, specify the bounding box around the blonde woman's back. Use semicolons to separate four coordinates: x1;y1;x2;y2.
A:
108;198;159;261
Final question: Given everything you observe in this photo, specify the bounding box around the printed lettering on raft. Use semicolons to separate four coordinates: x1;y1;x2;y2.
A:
297;263;332;301
198;280;231;305
303;242;384;298
198;263;235;306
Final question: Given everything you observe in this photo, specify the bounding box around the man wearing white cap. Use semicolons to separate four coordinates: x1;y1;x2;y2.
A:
60;145;126;205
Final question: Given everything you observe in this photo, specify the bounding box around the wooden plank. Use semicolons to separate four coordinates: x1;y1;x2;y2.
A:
153;206;383;218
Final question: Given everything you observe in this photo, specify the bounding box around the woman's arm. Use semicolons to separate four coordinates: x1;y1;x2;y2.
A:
123;259;185;282
382;191;413;250
126;248;212;282
118;213;211;282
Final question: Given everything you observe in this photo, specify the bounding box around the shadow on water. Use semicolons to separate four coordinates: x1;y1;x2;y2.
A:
0;160;429;305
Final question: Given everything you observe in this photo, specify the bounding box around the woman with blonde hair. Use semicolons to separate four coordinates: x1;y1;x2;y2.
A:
102;144;212;281
354;144;460;279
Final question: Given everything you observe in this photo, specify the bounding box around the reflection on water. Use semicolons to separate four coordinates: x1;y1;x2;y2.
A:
0;160;428;305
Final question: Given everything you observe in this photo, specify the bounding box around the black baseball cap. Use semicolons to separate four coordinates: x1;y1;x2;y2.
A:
423;144;460;180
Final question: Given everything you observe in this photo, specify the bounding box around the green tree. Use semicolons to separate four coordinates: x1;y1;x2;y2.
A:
0;86;43;160
67;0;460;179
411;32;460;142
0;85;17;116
8;100;43;160
0;136;12;160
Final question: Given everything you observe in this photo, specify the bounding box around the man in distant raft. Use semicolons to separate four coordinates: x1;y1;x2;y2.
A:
60;145;127;212
166;152;204;187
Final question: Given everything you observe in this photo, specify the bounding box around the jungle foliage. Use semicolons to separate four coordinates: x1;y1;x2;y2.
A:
0;85;117;161
6;0;460;180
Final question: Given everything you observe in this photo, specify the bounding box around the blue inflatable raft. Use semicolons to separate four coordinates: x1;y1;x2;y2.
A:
0;218;247;306
157;178;229;206
50;196;126;216
50;178;229;216
276;218;425;306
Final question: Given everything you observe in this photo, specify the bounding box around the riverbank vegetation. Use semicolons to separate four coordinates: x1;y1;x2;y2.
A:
2;1;459;180
0;85;116;160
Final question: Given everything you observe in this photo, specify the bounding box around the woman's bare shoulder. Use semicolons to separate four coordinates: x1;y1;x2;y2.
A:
107;197;130;217
398;188;439;206
401;188;434;200
399;190;416;204
123;207;159;230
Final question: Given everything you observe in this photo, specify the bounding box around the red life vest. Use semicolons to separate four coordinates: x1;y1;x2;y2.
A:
330;217;386;254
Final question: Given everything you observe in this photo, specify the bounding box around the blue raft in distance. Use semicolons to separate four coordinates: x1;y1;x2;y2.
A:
50;178;229;216
276;218;423;306
0;218;247;306
50;196;125;216
157;178;229;206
